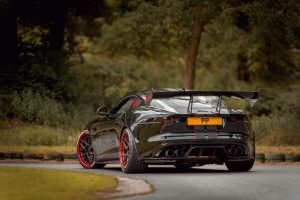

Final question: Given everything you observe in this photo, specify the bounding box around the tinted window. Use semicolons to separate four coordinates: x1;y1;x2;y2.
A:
117;98;135;113
150;96;227;113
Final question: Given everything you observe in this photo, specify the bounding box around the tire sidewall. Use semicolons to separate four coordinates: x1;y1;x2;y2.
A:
119;128;140;173
226;159;254;172
77;130;96;169
120;129;131;172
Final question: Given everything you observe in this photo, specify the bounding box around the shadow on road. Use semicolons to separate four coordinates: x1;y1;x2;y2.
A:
101;165;242;174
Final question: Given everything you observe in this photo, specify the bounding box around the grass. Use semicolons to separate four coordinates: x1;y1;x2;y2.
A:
1;145;299;155
256;146;300;154
252;112;300;146
0;120;78;147
0;166;117;200
0;145;76;154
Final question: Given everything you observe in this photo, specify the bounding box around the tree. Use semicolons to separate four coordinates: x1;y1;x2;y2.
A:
99;0;223;89
184;1;222;89
99;0;300;89
0;0;17;89
230;0;300;84
0;0;110;97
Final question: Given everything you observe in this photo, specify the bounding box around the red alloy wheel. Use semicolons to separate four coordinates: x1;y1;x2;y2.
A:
120;132;130;170
77;131;95;168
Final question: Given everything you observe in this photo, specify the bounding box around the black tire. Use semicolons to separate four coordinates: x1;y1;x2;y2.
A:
225;159;254;172
77;131;95;169
120;129;147;173
77;130;106;169
174;163;195;170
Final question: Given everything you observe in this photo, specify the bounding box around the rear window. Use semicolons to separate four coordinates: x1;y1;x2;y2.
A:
150;96;227;113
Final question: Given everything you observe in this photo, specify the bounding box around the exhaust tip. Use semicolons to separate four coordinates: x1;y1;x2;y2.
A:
227;145;244;157
174;149;184;157
165;149;175;157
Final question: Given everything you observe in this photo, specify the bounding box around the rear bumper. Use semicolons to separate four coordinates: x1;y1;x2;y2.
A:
135;132;255;164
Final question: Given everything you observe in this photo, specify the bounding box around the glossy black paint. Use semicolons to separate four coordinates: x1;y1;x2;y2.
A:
84;89;256;166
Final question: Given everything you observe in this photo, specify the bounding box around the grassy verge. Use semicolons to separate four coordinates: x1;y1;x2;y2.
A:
0;120;78;147
0;166;117;200
252;112;300;146
256;146;300;154
0;145;76;154
1;145;300;155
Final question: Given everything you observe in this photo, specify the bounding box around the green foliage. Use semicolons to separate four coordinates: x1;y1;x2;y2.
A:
15;49;72;98
1;90;95;130
194;1;300;86
0;121;75;146
252;84;300;145
237;1;297;83
10;90;66;126
99;0;223;57
252;84;300;116
16;126;71;146
0;0;299;147
223;97;250;112
0;0;10;10
253;111;300;145
69;54;184;108
99;0;299;85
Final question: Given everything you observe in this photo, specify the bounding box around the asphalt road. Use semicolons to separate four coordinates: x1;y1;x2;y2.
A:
1;163;300;200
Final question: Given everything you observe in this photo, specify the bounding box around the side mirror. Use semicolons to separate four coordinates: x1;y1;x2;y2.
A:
97;106;108;116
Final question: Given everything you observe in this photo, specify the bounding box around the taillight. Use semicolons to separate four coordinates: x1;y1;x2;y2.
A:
162;117;180;124
229;115;244;122
141;116;180;125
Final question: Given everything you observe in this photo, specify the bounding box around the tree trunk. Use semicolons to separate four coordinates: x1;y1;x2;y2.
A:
237;53;250;81
0;8;17;66
0;6;17;90
47;2;66;51
184;20;203;89
48;13;65;51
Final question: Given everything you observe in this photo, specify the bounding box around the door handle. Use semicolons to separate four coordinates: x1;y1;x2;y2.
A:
114;122;119;125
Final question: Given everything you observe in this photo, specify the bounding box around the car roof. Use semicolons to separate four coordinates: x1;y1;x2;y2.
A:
126;88;186;98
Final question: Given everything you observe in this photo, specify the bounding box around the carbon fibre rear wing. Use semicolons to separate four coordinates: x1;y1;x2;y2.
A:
145;89;260;108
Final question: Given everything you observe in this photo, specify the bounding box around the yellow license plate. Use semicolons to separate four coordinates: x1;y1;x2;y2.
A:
187;117;222;126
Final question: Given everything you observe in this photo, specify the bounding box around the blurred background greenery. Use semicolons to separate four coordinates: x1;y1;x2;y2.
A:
0;0;299;148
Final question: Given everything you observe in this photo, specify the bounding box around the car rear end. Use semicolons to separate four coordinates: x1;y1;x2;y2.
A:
131;90;258;169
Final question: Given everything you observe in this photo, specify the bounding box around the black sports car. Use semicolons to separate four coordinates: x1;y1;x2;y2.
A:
77;89;259;173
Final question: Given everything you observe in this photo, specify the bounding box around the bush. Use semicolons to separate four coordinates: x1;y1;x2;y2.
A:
18;125;72;146
68;55;184;108
251;84;300;146
0;121;76;146
253;111;300;145
10;90;66;126
0;89;95;130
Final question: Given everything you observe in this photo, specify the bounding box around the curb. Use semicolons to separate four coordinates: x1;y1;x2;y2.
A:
264;153;285;162
23;153;43;160
284;154;300;162
1;152;300;162
96;177;154;199
63;153;77;160
43;153;64;161
0;152;77;161
255;153;300;163
3;153;23;159
255;153;265;162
